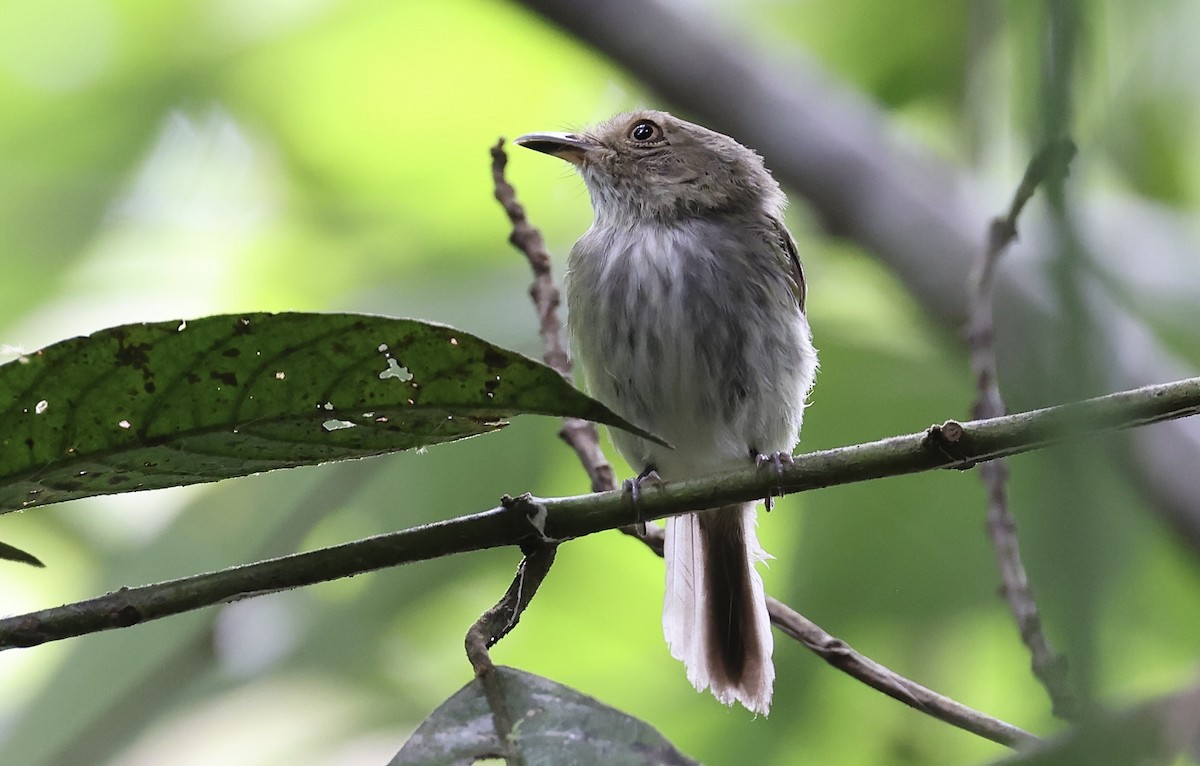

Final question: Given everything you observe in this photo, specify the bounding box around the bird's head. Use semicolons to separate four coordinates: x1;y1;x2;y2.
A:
516;110;785;224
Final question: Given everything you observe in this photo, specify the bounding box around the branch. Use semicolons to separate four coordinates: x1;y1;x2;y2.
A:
2;379;1195;749
2;379;1194;645
767;597;1037;749
514;0;1200;551
491;140;570;377
465;518;559;669
490;139;613;494
464;514;557;764
968;140;1078;720
633;523;1036;748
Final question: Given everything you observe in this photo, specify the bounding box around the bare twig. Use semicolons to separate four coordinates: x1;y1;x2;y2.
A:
491;139;570;377
768;598;1037;749
465;513;559;668
968;140;1079;720
970;140;1077;420
464;504;558;766
632;525;1035;748
491;139;614;495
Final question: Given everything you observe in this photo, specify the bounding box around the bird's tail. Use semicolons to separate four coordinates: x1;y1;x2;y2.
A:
662;502;774;715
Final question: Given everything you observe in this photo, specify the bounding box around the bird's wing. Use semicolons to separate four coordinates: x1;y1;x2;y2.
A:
770;217;807;312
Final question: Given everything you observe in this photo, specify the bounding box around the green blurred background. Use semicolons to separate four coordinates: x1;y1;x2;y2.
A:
2;1;1199;764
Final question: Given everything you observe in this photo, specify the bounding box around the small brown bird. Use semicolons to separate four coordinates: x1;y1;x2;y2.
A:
517;110;817;715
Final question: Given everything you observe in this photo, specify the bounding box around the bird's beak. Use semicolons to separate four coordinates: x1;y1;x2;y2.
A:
514;132;595;166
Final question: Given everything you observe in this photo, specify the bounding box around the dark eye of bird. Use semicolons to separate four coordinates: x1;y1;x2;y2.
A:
629;120;661;142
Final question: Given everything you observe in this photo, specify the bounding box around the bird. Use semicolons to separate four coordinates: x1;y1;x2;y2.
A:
516;110;817;715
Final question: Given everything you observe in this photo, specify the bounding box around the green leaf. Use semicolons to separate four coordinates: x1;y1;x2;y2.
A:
391;666;700;766
0;539;43;567
0;312;659;513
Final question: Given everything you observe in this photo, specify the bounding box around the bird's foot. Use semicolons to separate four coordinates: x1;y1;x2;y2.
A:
754;451;794;512
623;467;664;535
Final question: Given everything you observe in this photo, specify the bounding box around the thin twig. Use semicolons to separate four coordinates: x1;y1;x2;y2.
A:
768;598;1038;748
464;505;558;766
465;511;559;665
633;524;1035;748
967;140;1078;720
491;139;571;376
492;140;1038;748
491;139;615;495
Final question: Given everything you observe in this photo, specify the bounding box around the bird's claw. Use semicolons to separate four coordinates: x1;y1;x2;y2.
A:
623;468;663;535
755;451;794;512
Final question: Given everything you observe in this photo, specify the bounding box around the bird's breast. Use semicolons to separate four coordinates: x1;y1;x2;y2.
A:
566;219;814;473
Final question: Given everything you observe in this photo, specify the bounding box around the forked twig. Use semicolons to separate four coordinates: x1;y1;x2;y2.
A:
967;139;1078;720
